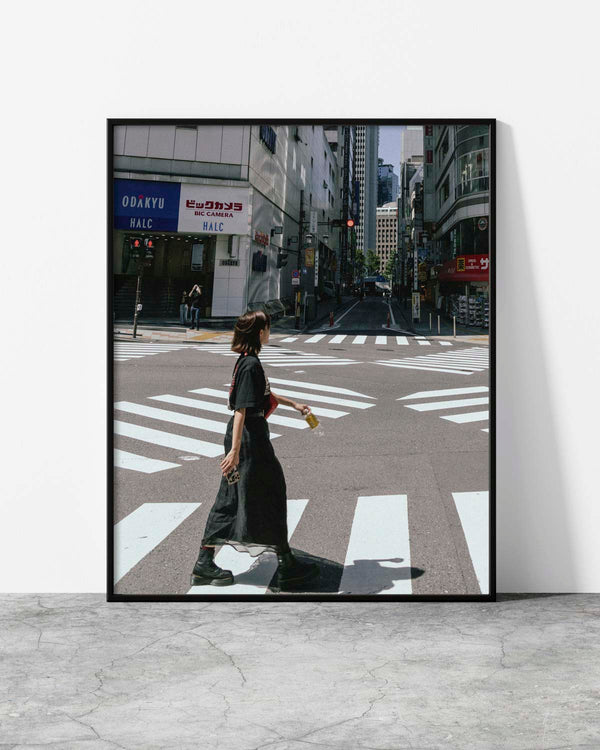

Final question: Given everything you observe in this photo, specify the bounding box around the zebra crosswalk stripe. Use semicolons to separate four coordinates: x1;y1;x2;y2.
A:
405;397;489;412
113;401;286;437
114;420;224;457
399;386;488;400
268;378;376;399
114;449;180;474
115;502;200;584
339;495;411;595
150;394;310;429
452;492;489;595
114;491;488;594
194;386;374;410
399;386;489;428
441;411;489;424
187;499;309;595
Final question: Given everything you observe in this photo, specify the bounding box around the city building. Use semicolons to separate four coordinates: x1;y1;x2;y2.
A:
354;125;379;261
377;159;398;206
324;125;356;293
423;124;491;324
376;201;398;276
401;125;424;164
112;124;341;321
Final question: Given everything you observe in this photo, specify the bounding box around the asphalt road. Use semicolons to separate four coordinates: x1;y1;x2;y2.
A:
113;297;490;597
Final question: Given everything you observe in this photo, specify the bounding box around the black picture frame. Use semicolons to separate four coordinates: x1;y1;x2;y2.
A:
108;118;496;602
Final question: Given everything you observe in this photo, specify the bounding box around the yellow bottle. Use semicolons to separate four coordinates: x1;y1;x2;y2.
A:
305;412;319;429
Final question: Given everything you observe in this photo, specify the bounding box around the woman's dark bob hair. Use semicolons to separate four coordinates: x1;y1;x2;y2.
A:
231;310;271;355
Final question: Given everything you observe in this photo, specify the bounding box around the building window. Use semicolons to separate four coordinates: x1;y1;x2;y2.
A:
260;125;277;154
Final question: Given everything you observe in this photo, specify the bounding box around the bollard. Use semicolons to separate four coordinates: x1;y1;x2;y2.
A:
387;311;390;328
329;311;334;328
453;316;456;338
429;312;432;331
437;315;441;334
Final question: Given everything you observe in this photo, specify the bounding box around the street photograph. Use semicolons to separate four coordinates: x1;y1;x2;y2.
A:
110;120;494;599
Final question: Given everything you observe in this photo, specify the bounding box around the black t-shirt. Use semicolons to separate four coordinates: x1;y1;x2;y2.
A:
228;353;271;415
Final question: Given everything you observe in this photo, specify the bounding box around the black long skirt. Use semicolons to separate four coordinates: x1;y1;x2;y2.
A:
201;415;289;556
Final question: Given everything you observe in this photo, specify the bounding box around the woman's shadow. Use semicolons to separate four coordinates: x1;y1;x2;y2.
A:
232;550;425;594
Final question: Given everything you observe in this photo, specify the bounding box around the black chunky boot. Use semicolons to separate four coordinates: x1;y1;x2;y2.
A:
190;547;234;587
275;551;319;590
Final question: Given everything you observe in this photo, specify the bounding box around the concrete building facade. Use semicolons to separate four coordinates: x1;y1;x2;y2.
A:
112;124;341;321
376;202;398;276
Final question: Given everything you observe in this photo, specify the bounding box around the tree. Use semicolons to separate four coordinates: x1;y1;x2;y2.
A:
365;249;380;276
384;256;395;281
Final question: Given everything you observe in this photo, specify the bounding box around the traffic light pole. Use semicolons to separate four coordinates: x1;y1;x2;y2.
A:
132;263;143;339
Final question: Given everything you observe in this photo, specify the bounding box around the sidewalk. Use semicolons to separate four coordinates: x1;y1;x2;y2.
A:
113;295;357;342
390;296;489;343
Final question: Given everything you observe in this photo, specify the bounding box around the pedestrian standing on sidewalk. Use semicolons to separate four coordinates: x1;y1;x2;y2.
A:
190;310;319;590
179;290;189;326
189;284;203;330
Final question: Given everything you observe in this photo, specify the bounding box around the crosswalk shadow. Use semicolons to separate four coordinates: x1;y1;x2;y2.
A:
228;550;425;594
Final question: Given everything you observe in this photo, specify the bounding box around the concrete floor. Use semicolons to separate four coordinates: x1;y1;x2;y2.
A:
2;595;599;749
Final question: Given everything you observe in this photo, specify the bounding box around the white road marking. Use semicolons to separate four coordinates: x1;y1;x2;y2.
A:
195;386;373;410
452;492;489;594
481;428;489;433
114;420;225;457
188;499;309;595
202;390;350;419
333;299;361;324
352;335;367;344
399;386;489;400
440;341;452;346
416;340;431;346
396;336;409;345
441;411;489;423
375;336;387;344
373;363;477;375
280;337;298;342
115;402;234;436
115;502;200;584
149;394;308;429
305;334;326;343
339;495;411;595
329;335;347;343
405;397;489;412
268;378;376;399
114;449;180;474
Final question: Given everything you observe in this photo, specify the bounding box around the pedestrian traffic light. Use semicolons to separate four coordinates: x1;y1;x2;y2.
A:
144;238;154;250
130;237;142;253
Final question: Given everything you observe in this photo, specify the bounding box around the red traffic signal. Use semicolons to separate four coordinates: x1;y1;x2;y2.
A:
144;238;154;249
346;219;355;228
130;237;142;250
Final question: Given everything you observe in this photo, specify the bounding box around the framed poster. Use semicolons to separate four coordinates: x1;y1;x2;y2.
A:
108;119;495;601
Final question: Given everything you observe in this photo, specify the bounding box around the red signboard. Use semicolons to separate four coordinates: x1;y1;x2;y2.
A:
438;254;490;282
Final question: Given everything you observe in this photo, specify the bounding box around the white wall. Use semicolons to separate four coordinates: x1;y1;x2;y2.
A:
2;0;599;592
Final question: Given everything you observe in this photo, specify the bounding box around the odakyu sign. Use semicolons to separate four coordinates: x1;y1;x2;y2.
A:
114;179;180;232
114;180;251;235
177;184;250;236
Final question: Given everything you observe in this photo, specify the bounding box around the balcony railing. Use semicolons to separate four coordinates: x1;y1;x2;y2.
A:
455;176;489;199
